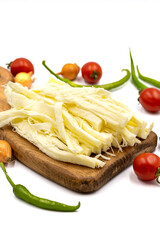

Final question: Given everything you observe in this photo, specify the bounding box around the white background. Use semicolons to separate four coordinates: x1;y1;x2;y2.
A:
0;0;160;239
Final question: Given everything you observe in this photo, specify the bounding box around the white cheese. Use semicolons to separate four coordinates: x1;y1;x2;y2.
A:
0;78;153;168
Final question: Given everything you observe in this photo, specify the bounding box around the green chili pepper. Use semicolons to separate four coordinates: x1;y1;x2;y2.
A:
129;50;148;91
42;60;130;91
137;65;160;88
0;162;80;212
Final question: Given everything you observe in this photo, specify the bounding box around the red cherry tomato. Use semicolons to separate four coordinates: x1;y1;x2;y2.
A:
133;153;160;182
139;88;160;112
9;58;34;76
81;62;102;84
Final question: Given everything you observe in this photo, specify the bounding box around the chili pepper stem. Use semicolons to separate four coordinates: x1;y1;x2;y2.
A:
129;50;148;91
0;162;15;187
42;61;63;81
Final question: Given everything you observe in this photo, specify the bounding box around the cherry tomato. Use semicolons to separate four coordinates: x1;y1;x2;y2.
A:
81;62;102;84
133;153;160;182
139;88;160;112
9;58;34;76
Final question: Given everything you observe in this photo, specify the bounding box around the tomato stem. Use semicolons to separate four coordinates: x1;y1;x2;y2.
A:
6;62;12;69
90;70;100;80
156;167;160;184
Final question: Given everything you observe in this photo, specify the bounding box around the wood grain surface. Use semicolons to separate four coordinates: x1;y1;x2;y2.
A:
0;67;158;193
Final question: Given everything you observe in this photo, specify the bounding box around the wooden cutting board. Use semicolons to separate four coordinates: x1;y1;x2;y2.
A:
0;67;158;193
